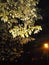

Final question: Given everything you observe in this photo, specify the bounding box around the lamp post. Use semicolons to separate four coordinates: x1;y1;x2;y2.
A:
43;43;49;50
42;43;49;64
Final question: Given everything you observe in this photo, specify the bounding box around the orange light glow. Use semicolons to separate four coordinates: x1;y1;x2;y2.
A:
44;43;49;49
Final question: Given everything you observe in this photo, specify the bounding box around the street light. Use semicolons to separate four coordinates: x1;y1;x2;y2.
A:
43;43;49;64
41;43;49;57
43;43;49;49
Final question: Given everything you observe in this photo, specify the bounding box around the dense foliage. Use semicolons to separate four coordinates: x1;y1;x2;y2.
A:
0;0;42;38
0;0;42;61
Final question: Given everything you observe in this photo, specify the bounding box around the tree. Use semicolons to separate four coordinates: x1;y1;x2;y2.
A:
0;0;42;61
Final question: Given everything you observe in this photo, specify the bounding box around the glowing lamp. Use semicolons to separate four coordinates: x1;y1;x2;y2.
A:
43;43;49;50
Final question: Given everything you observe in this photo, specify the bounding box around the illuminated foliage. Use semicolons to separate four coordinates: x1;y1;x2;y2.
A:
0;0;42;61
0;0;42;38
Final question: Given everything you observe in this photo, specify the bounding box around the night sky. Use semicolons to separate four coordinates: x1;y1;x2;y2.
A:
0;0;49;65
37;0;49;41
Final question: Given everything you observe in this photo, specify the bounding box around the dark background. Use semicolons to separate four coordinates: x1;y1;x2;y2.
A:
0;0;49;65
